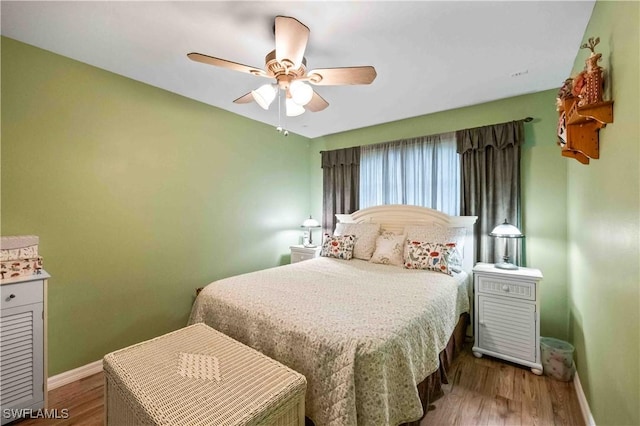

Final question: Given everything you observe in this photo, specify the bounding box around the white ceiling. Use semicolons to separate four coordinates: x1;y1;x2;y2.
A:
1;1;595;139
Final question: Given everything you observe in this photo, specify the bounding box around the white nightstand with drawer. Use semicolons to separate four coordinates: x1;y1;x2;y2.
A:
290;245;321;264
0;271;50;425
472;263;543;375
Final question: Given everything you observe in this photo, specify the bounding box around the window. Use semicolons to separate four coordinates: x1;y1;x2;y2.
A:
359;132;460;215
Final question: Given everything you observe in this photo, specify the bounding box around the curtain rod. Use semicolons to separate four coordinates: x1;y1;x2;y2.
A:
458;116;534;134
319;117;534;153
482;116;534;126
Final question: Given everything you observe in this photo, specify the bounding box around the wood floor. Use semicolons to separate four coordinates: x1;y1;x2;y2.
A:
15;345;584;426
422;347;584;425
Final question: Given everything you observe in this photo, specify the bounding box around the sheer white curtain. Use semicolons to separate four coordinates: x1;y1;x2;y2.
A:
359;132;460;215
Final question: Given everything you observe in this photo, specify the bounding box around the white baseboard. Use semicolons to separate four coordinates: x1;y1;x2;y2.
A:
574;372;596;426
48;360;103;390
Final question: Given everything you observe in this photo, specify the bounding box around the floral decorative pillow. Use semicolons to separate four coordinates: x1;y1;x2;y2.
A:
321;234;356;260
334;222;380;260
370;232;406;266
403;240;455;275
404;225;466;268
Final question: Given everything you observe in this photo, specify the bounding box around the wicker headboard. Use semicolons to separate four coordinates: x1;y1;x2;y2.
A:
336;204;478;273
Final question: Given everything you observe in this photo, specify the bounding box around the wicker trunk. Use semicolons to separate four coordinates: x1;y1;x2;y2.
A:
103;323;306;426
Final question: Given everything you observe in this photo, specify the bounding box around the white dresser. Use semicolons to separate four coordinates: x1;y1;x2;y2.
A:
0;271;49;424
289;245;321;264
472;263;543;374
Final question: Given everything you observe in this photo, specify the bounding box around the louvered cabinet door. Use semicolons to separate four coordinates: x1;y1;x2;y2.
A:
0;273;48;426
478;296;535;362
471;263;543;375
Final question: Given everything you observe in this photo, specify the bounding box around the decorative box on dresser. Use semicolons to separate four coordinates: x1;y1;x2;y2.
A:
472;263;543;375
289;245;321;264
0;271;50;425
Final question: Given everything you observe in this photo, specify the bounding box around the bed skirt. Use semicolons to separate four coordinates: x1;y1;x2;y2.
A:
402;312;469;426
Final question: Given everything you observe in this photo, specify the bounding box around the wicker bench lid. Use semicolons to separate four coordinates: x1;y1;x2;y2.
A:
103;323;306;425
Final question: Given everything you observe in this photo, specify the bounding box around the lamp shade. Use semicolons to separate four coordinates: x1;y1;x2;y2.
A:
289;81;314;106
251;84;277;110
489;219;524;238
286;98;305;117
302;216;320;228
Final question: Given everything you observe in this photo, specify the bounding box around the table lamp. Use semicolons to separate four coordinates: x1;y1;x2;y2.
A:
489;219;524;270
301;216;321;247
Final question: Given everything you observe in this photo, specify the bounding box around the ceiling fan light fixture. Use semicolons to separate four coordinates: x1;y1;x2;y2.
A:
251;84;277;110
289;81;314;106
188;16;375;116
286;98;305;116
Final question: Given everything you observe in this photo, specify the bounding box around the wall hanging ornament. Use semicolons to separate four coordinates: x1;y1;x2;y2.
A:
555;36;613;165
578;37;604;107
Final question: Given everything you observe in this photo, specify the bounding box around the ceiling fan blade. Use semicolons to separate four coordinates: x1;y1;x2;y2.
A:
233;92;254;104
308;66;377;86
306;91;329;112
275;16;309;69
187;53;269;77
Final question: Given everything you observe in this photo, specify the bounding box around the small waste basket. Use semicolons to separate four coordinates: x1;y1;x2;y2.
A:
540;337;575;381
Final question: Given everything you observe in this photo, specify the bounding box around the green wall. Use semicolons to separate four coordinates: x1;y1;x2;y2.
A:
310;89;569;340
1;37;312;375
566;2;640;425
4;5;638;422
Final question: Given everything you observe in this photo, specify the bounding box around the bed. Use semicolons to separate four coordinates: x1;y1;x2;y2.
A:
189;205;477;426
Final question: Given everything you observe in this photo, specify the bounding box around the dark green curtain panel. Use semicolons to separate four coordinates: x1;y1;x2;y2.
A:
321;147;360;236
457;120;525;264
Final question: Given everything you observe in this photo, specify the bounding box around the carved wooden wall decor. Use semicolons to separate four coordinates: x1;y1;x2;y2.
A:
556;37;614;165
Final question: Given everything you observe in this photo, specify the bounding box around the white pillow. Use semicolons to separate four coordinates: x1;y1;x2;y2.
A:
403;225;466;252
370;232;406;267
334;222;380;260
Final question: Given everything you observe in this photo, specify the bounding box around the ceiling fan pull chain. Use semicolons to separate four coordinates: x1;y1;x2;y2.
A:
274;89;289;136
283;98;289;136
276;88;283;134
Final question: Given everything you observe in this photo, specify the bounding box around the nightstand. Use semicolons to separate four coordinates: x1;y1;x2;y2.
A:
290;245;321;264
472;262;543;375
1;271;50;424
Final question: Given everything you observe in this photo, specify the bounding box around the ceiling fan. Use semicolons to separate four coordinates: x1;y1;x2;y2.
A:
187;16;377;118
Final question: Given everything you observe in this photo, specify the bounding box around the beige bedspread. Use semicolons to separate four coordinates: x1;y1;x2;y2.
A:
188;257;469;426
